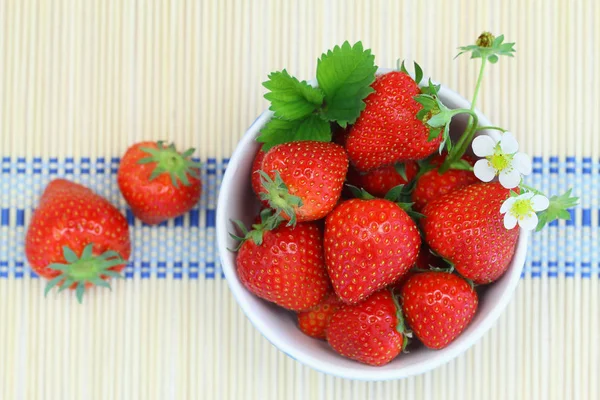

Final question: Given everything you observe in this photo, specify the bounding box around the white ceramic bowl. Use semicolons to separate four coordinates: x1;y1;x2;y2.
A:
216;72;528;381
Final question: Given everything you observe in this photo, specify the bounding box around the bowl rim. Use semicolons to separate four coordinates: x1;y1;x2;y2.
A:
216;74;528;381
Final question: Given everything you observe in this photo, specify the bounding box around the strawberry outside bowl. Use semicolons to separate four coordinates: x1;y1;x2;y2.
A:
215;70;528;381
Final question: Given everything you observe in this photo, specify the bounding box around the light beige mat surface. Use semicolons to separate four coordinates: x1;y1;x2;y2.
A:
1;1;598;399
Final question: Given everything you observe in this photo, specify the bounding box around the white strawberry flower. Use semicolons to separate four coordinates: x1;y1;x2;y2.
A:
472;132;532;189
500;192;550;231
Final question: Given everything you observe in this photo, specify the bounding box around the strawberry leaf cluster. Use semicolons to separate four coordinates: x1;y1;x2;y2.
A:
258;41;377;150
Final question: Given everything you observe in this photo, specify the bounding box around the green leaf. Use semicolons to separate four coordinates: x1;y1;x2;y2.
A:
399;60;409;75
255;118;303;151
316;41;377;127
448;159;473;171
81;244;94;260
58;278;74;293
75;282;86;303
137;156;156;165
442;124;453;153
91;278;112;290
428;127;442;142
535;189;579;231
396;202;425;219
426;113;448;128
255;115;332;151
295;114;332;142
62;246;79;264
384;185;409;202
44;275;64;297
413;62;423;85
102;270;124;279
416;109;429;121
413;94;437;109
394;163;408;181
420;82;441;95
47;263;68;272
100;250;122;260
263;70;325;121
346;184;375;200
399;60;423;85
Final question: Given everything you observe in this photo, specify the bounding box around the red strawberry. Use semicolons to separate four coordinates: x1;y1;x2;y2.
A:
401;271;478;349
25;179;131;302
324;198;421;304
326;290;407;366
297;292;342;339
412;168;479;211
345;71;443;172
250;145;267;197
117;141;202;225
411;154;478;211
346;162;419;198
235;215;330;311
258;141;348;223
421;182;519;284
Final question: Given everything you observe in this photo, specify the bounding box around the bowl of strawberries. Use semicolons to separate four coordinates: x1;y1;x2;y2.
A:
217;36;575;380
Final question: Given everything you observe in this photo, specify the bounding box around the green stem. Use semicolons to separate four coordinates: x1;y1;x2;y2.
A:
439;109;479;173
476;125;507;133
519;182;545;196
439;58;487;175
465;58;487;132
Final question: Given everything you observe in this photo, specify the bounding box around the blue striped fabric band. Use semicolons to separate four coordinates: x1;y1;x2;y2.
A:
0;156;598;279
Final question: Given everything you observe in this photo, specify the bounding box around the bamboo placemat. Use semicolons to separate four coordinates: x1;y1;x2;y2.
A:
0;1;598;399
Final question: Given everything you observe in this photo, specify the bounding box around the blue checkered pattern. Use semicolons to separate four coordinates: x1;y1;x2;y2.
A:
0;156;598;279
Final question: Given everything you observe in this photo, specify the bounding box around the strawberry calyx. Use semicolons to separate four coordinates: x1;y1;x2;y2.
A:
346;184;376;200
45;244;125;303
138;141;201;188
389;287;412;352
258;170;303;226
346;184;424;221
229;209;284;250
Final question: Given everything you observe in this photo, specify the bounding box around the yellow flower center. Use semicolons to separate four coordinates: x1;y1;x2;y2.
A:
488;147;513;172
511;199;534;220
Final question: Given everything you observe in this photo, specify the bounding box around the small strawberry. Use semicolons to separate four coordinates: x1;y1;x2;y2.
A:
297;292;342;339
401;271;478;349
421;182;519;284
345;71;443;172
250;145;267;197
233;210;330;311
25;179;131;302
258;141;348;224
411;154;478;211
412;168;479;212
346;162;419;198
324;198;421;304
326;289;408;366
117;141;202;225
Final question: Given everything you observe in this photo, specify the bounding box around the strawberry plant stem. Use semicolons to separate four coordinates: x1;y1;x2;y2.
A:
519;182;545;195
439;109;479;173
476;125;507;133
439;58;487;174
467;58;487;131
